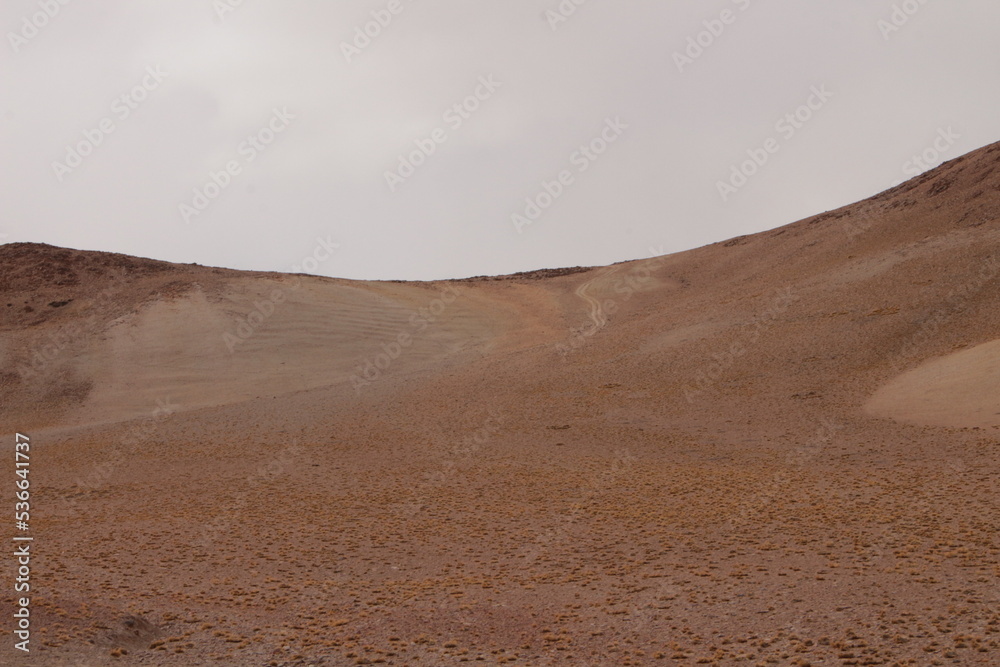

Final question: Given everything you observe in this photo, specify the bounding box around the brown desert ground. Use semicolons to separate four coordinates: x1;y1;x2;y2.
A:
2;142;1000;666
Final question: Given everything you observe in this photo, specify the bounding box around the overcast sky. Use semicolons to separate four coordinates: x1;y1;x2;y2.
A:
1;1;998;280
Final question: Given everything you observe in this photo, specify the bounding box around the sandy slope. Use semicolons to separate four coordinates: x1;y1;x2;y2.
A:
867;338;1000;428
2;142;1000;666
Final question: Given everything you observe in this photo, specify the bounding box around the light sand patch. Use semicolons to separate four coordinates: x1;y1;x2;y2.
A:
866;338;1000;428
66;277;507;426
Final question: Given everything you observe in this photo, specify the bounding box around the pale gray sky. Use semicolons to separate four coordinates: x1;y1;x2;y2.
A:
2;1;998;280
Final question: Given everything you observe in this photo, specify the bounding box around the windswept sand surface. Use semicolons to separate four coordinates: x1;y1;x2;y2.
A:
866;338;1000;429
2;143;1000;665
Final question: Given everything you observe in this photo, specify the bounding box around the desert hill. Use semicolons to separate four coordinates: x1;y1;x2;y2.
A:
1;141;999;665
3;142;999;433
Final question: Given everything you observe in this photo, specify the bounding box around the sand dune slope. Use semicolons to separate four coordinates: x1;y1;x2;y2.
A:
867;337;1000;427
1;141;1000;666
